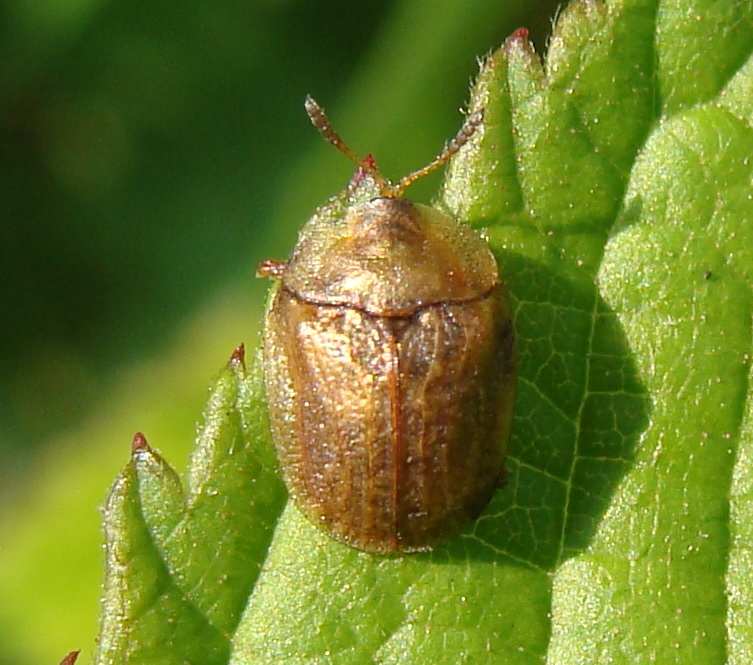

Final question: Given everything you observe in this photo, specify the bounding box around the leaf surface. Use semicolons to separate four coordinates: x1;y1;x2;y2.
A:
96;1;753;663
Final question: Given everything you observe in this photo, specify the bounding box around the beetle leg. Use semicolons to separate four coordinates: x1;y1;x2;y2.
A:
496;465;510;490
257;258;287;279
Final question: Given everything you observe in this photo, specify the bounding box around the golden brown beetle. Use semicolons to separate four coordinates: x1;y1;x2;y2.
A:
258;97;516;554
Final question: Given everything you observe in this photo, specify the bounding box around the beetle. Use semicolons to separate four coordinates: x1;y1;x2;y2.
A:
257;97;516;554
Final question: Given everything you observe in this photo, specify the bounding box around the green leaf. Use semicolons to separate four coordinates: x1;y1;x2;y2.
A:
95;348;286;664
95;0;753;663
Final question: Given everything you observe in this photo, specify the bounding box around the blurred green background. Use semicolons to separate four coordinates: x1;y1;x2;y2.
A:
0;1;559;662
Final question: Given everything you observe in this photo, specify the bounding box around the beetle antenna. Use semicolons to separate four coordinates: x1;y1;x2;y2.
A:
392;109;484;198
305;96;392;195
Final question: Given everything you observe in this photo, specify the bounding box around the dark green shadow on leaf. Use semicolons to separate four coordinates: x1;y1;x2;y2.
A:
470;253;650;568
